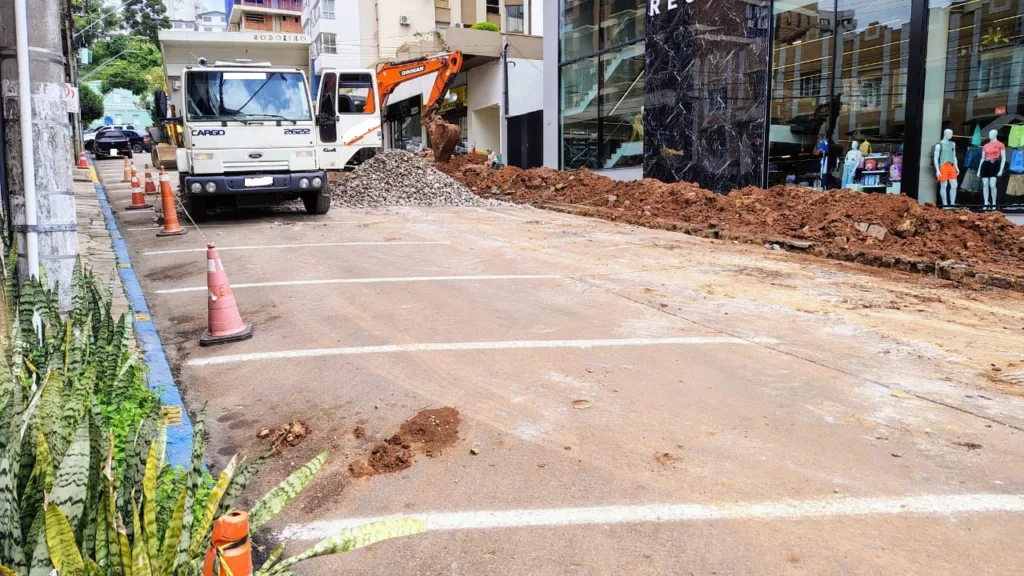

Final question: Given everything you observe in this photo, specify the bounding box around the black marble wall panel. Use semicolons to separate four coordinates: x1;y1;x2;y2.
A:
644;0;770;193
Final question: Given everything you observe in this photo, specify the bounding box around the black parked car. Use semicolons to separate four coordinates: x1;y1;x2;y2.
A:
122;129;152;154
89;130;133;159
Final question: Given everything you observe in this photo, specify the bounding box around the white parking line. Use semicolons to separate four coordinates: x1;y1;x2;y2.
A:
279;493;1024;541
154;274;563;294
185;336;768;367
126;221;361;231
143;240;449;256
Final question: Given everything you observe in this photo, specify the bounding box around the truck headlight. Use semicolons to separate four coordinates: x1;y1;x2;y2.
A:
204;181;217;193
298;177;310;189
190;182;202;193
311;177;323;188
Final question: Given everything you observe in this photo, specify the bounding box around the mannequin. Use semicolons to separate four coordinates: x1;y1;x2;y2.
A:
933;128;959;206
980;128;1006;208
842;140;863;189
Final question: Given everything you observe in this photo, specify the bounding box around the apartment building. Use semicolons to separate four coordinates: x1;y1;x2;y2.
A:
164;0;228;31
227;0;304;34
303;0;544;168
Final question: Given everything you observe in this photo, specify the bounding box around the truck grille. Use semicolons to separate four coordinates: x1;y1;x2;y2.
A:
222;160;290;172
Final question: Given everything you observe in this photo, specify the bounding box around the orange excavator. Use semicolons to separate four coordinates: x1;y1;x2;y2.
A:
375;51;464;162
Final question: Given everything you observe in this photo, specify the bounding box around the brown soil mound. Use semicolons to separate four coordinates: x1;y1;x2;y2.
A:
436;158;1024;290
349;407;461;478
398;407;461;457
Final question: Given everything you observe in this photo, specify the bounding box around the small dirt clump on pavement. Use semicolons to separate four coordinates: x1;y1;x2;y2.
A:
348;407;462;477
257;420;311;453
332;149;503;208
436;157;1024;288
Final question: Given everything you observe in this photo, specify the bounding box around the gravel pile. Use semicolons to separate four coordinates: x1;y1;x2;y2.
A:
331;149;503;208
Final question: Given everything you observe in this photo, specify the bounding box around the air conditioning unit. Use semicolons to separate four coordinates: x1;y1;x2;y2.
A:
452;22;463;27
399;15;411;25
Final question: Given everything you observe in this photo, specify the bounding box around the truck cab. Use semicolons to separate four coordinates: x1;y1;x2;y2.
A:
177;61;330;218
313;70;384;169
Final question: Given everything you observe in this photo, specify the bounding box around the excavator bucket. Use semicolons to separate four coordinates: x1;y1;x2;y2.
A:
426;116;461;162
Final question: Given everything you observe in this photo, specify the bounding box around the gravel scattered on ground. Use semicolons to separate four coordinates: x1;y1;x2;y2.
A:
331;149;504;208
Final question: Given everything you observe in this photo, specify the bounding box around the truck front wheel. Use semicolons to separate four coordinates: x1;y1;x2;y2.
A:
183;193;207;222
303;189;331;215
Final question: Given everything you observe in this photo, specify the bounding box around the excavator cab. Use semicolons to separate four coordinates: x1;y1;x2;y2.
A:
314;69;384;169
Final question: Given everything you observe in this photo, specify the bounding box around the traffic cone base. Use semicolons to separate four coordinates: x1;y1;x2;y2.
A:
200;243;254;347
200;323;253;347
156;167;187;236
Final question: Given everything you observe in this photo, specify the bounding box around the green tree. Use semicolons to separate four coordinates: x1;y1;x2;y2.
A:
83;36;164;98
121;0;171;44
72;0;121;49
79;83;104;125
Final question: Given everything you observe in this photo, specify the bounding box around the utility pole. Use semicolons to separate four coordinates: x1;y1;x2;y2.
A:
0;0;80;311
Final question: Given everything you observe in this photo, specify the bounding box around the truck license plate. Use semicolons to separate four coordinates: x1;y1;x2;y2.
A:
244;176;273;187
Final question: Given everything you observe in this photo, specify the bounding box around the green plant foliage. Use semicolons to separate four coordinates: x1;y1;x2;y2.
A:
470;22;500;31
80;84;105;126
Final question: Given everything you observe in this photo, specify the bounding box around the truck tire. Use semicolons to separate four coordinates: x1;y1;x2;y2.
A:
303;189;331;215
184;193;207;222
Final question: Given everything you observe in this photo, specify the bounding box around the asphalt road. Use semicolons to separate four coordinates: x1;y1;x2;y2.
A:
96;158;1024;575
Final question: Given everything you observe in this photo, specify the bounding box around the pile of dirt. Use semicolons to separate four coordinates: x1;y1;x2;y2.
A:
256;420;311;453
349;407;462;478
436;159;1024;289
331;149;502;208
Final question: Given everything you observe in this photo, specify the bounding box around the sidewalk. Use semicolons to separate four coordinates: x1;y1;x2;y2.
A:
74;170;129;317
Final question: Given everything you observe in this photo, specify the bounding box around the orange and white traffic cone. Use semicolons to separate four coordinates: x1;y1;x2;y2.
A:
203;511;253;576
126;173;152;210
77;150;88;168
157;168;187;236
123;157;131;181
200;243;253;346
144;164;156;195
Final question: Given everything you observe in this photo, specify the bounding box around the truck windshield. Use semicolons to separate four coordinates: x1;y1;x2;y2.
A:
185;70;311;122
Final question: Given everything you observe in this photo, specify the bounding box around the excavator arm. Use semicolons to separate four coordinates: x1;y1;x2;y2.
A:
376;51;464;161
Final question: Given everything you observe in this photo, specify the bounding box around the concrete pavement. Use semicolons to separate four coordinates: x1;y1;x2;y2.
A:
94;157;1024;575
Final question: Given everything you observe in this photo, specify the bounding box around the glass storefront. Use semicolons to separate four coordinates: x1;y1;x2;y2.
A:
552;0;1024;211
768;0;910;193
919;0;1024;209
560;0;645;170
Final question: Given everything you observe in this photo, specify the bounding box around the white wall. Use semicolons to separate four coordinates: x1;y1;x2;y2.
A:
470;107;501;152
507;58;543;116
377;0;436;60
542;0;558;168
530;0;543;36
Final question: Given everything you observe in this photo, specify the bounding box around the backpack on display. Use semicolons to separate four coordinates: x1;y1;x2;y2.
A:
1011;148;1024;174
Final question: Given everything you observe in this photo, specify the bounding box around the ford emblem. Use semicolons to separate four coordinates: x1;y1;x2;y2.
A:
248;152;263;159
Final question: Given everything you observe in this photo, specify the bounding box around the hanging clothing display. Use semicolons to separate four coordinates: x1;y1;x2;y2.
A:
1009;125;1024;148
960;168;980;192
1007;174;1024;196
971;125;983;147
964;146;982;169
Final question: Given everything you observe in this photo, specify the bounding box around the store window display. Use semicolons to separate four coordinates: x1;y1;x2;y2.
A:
919;0;1024;208
933;129;960;206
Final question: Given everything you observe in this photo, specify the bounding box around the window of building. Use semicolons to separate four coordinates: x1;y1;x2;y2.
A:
601;0;644;46
918;0;1024;209
317;32;337;54
322;0;335;19
203;15;211;22
204;26;213;31
486;0;500;15
798;74;821;98
707;85;728;113
246;13;265;23
857;75;882;109
506;5;524;33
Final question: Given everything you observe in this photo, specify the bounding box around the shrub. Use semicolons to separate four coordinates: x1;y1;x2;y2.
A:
470;22;500;31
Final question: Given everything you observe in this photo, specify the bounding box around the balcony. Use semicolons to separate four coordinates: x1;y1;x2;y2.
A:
233;0;302;13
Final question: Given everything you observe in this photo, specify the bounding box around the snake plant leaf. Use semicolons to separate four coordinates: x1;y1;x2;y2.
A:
157;486;187;576
38;371;66;463
142;429;166;566
131;500;154;576
19;431;54;560
44;503;86;576
267;519;426;575
187;456;237;558
249;451;327;533
218;452;269;516
0;565;17;576
0;444;24;572
175;408;207;572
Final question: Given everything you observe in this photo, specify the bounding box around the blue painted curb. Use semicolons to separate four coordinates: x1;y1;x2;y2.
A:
88;160;193;468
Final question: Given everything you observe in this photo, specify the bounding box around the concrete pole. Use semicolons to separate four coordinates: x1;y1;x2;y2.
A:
0;0;79;311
